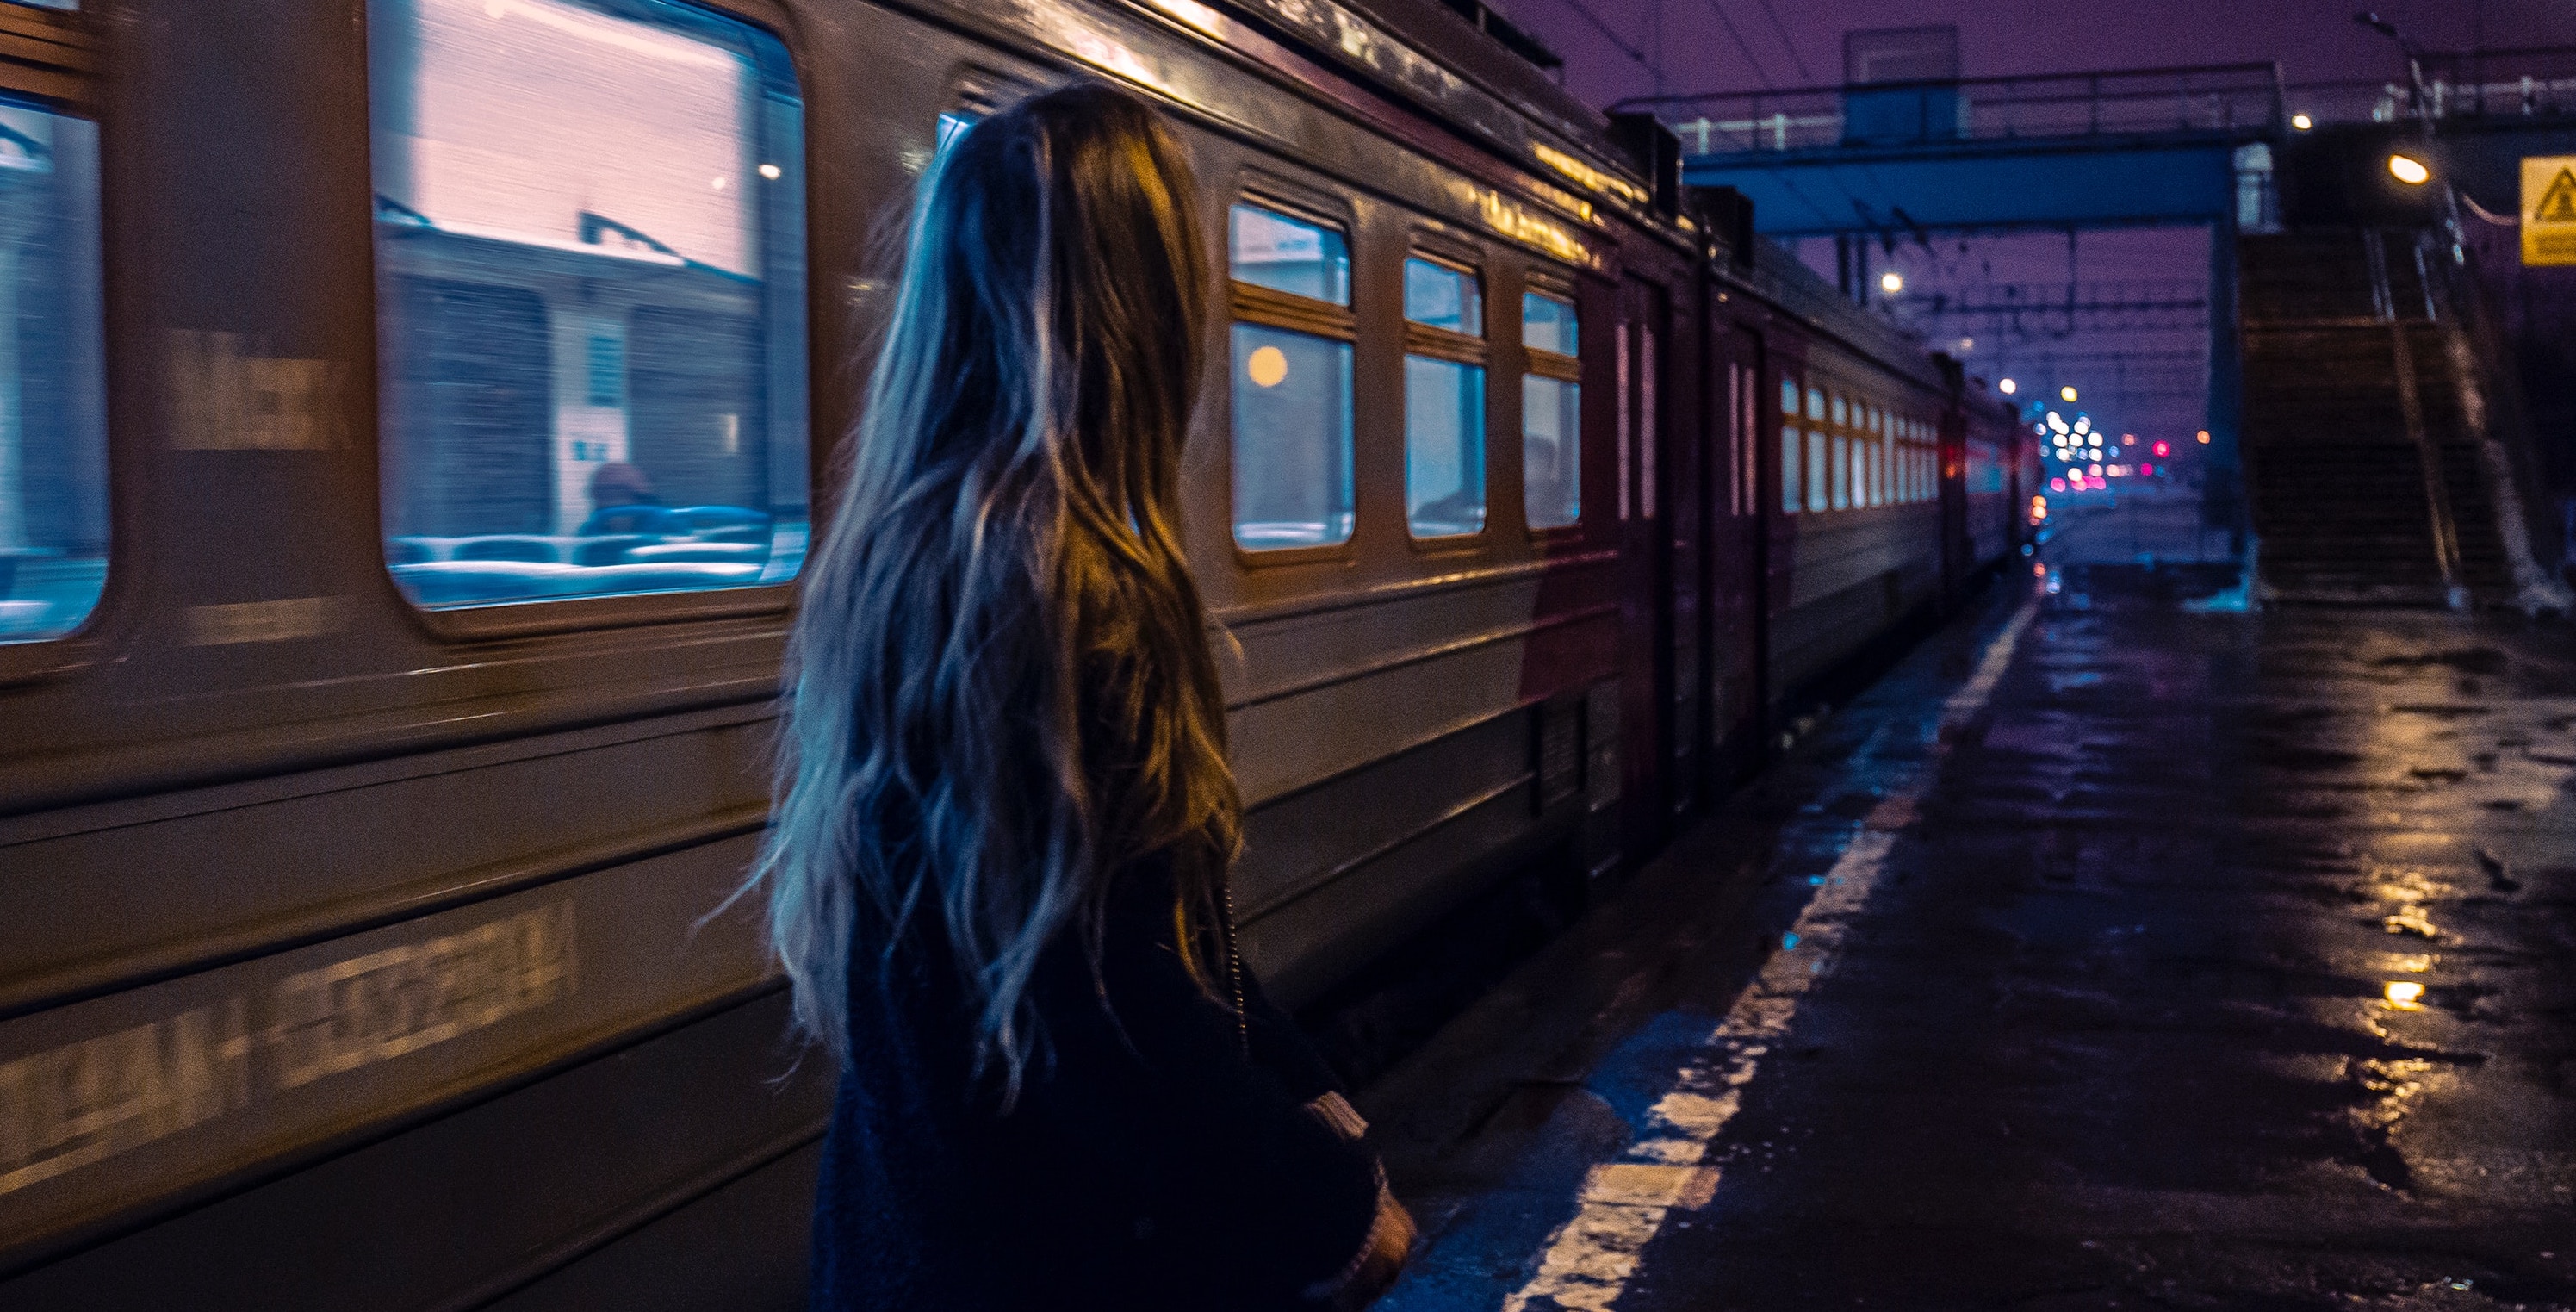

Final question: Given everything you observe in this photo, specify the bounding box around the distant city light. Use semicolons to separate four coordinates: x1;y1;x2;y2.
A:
1958;337;1975;351
2196;430;2212;444
759;163;784;180
2388;153;2430;185
2122;434;2136;445
2292;113;2314;130
2051;476;2066;492
2152;440;2170;457
2139;462;2154;475
2060;385;2079;402
1999;377;2018;395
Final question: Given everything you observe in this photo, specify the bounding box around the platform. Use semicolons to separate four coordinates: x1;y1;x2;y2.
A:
1361;528;2576;1309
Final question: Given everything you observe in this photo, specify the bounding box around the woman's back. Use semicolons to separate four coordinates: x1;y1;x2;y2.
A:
752;84;1412;1309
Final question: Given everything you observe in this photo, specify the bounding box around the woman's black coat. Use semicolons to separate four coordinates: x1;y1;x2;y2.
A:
807;865;1383;1311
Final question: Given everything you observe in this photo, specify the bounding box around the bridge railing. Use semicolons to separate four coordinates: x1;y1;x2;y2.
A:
2289;47;2576;124
1621;63;2287;157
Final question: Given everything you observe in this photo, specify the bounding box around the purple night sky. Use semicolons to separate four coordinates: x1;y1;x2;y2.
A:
1490;0;2576;441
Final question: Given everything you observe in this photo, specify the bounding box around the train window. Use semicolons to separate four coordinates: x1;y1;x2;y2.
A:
1804;432;1826;513
1231;203;1349;305
1405;258;1480;335
1779;376;1797;419
1406;358;1483;538
1780;426;1800;514
1402;258;1484;538
1830;395;1846;428
1230;201;1355;550
1805;388;1823;422
1829;435;1849;511
1232;324;1354;550
369;0;810;612
1521;289;1580;531
0;101;106;644
1523;290;1576;356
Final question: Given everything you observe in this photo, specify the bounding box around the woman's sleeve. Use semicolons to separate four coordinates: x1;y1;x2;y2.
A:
1021;895;1385;1305
1242;966;1349;1104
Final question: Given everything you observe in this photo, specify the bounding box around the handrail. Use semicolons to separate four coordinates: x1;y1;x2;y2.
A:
1618;61;2286;156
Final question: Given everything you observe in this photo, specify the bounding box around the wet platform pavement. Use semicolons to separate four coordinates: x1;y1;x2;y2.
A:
1359;525;2576;1309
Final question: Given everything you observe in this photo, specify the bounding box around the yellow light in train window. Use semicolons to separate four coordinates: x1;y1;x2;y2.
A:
2387;153;2430;185
1246;345;1289;388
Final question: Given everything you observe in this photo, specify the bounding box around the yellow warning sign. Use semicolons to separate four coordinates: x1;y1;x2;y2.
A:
2522;156;2576;265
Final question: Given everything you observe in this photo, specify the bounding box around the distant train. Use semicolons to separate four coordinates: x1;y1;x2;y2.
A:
0;0;2029;1305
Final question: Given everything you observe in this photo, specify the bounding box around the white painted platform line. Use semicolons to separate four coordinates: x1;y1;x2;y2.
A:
1499;595;2043;1312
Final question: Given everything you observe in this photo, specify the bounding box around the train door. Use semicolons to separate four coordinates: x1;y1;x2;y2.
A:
1707;317;1766;780
1612;274;1672;864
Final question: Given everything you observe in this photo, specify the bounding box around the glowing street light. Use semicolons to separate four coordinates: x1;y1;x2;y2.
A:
2387;153;2430;185
1999;377;2017;395
2059;385;2078;402
2196;430;2211;444
2291;113;2314;130
1879;270;1905;294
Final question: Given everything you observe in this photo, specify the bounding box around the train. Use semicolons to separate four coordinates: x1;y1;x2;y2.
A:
0;0;2031;1305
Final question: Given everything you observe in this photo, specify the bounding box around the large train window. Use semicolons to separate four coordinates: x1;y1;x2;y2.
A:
0;97;107;644
1229;201;1354;551
369;0;810;611
1804;430;1827;514
1402;256;1485;538
1520;289;1580;531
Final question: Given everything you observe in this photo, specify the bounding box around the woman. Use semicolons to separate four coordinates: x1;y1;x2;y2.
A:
752;84;1414;1310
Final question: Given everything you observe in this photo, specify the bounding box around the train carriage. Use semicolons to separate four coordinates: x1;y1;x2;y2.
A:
0;0;2016;1304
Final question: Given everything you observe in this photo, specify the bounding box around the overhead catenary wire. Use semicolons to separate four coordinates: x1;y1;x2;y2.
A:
1529;0;1656;75
1748;0;1812;84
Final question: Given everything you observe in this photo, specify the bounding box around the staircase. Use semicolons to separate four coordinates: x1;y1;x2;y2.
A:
2237;229;2524;605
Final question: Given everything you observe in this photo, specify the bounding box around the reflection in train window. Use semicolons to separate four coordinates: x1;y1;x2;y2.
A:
1405;358;1484;538
1405;258;1480;335
1229;200;1354;550
1522;376;1579;530
1521;289;1580;530
0;103;106;644
1780;425;1801;514
1523;290;1576;356
1403;258;1485;538
1232;324;1354;550
1231;203;1349;305
369;0;810;611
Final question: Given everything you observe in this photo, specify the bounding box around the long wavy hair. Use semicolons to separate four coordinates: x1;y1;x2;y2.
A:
751;84;1241;1103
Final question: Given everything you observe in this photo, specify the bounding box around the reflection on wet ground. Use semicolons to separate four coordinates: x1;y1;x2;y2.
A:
1362;560;2576;1311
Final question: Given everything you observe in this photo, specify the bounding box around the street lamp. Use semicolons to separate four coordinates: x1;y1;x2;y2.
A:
1879;270;1904;294
2059;385;2078;402
2388;153;2430;184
